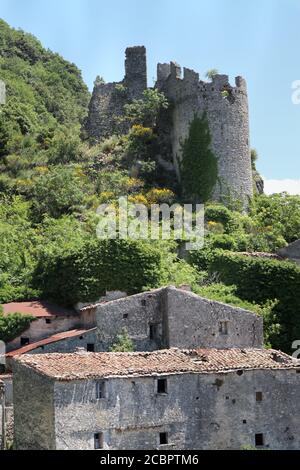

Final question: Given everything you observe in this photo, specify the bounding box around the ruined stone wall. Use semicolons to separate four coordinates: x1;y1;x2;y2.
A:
165;287;263;349
95;287;263;351
124;46;147;100
13;362;55;450
84;47;147;142
84;82;129;141
52;368;300;450
157;64;253;203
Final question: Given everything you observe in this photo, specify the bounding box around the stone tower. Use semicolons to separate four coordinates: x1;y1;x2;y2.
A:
84;46;147;142
156;63;253;203
124;46;147;100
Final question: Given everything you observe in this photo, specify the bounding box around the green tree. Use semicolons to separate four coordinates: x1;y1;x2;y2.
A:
94;76;105;86
180;114;218;203
124;89;169;128
250;193;300;244
110;328;134;352
205;69;219;80
31;167;86;221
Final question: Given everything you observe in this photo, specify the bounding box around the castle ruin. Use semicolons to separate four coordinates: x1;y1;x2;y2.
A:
85;47;254;203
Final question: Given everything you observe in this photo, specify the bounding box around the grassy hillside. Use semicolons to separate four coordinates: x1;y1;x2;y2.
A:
0;18;90;191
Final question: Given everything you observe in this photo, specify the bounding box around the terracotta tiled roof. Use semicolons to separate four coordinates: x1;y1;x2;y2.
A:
2;301;77;318
6;328;96;357
13;348;300;381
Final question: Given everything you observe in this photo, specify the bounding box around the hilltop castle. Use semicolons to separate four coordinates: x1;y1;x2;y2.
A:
85;46;254;203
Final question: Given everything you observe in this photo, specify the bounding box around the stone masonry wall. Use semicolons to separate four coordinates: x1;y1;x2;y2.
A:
13;362;55;450
165;287;263;349
84;46;147;141
52;368;300;450
95;287;263;351
96;289;167;351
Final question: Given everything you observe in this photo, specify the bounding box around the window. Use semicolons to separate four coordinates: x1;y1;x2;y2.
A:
256;392;263;402
96;381;106;399
219;321;228;335
255;433;264;447
149;324;158;340
141;299;147;307
87;343;95;352
94;432;103;449
159;432;168;445
123;313;128;319
45;318;51;324
157;378;167;394
20;337;29;346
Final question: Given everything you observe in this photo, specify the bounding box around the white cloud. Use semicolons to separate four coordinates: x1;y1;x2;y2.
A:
263;178;300;195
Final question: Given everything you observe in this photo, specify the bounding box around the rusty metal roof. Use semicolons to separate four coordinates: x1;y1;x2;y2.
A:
6;328;96;357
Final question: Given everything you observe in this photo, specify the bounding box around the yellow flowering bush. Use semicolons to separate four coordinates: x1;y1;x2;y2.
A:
99;191;115;203
146;188;175;205
128;194;148;206
207;221;224;234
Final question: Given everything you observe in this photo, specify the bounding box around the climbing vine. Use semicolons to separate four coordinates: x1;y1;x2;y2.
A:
180;113;218;203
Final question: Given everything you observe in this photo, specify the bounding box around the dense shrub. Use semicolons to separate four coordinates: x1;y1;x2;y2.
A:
110;328;134;352
124;89;169;128
209;250;300;352
205;204;237;233
32;239;164;306
0;311;36;343
250;193;300;244
31;167;87;221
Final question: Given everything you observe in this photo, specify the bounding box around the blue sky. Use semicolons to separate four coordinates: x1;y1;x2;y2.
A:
0;0;299;192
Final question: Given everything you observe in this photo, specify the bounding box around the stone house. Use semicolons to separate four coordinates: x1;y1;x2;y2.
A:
12;348;300;450
5;328;97;370
3;301;96;352
91;286;263;351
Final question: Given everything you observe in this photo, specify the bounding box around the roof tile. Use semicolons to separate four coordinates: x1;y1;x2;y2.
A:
13;348;300;381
